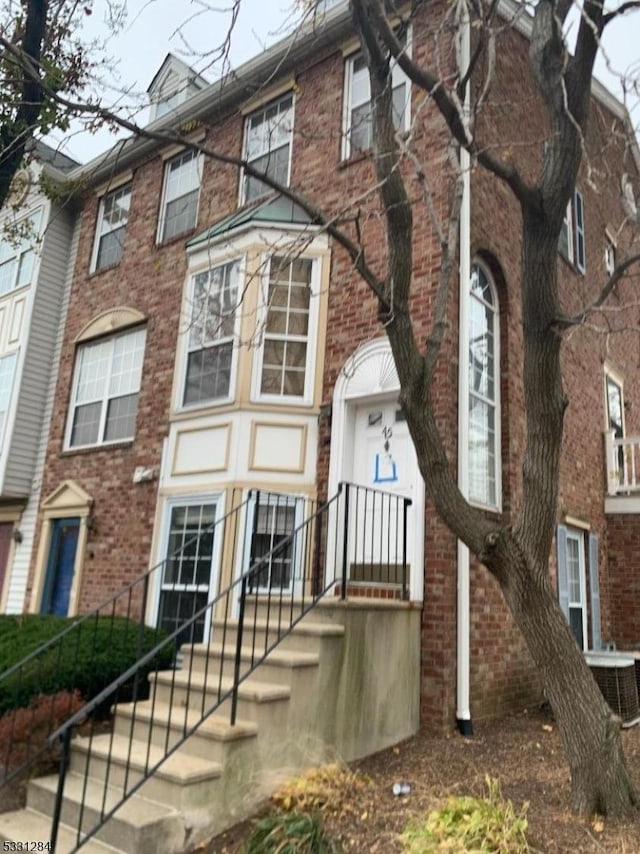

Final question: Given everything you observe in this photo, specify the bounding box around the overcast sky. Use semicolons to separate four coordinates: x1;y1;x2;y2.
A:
54;0;640;164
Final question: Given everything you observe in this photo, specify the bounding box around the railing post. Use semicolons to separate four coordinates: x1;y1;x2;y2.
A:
231;576;247;726
248;490;260;593
50;728;72;853
341;483;350;600
402;498;411;601
605;429;619;495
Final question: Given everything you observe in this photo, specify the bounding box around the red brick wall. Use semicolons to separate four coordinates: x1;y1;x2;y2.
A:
606;515;640;649
27;4;640;733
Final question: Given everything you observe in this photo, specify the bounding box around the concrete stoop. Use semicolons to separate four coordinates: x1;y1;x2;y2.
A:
0;600;420;853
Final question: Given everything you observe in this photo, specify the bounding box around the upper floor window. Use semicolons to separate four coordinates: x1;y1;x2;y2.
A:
67;327;146;449
92;184;131;272
255;255;317;402
0;210;41;295
468;263;500;509
343;33;411;159
243;93;294;203
559;189;585;273
183;259;240;406
0;351;17;451
159;150;202;243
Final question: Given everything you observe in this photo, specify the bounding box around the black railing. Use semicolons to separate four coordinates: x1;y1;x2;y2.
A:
0;489;251;796
1;481;411;851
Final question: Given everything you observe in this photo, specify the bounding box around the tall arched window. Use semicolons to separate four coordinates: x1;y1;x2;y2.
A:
468;263;500;508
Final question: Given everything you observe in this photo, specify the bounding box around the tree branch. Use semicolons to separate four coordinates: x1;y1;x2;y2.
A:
556;252;640;328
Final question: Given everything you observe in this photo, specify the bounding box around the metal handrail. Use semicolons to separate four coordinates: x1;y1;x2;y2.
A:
3;480;412;852
0;490;253;793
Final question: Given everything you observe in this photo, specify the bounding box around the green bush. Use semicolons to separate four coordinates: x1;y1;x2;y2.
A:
0;615;173;715
402;777;529;853
245;810;338;853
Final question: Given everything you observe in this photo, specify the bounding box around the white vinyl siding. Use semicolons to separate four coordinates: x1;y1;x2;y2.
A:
159;150;202;243
0;353;17;453
67;327;146;448
243;93;294;203
92;183;131;271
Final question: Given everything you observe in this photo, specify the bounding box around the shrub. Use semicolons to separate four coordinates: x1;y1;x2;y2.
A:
402;777;529;853
245;810;338;854
0;615;173;715
271;762;372;815
0;690;85;780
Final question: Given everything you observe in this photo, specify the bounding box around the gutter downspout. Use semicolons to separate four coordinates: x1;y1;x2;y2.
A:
456;0;473;737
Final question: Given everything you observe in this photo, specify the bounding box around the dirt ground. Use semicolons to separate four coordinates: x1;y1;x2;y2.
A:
205;708;640;853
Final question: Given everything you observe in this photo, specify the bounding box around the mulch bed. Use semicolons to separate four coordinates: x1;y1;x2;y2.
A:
205;707;640;853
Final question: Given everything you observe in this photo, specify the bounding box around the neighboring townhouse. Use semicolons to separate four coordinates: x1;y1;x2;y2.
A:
12;0;640;735
0;142;79;615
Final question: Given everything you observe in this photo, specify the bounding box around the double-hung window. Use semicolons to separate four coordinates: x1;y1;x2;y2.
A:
0;211;41;295
159;150;202;243
243;93;294;203
343;33;411;158
67;327;146;448
0;352;17;452
468;263;500;508
248;492;303;592
92;184;131;271
257;255;316;401
558;189;585;272
183;259;240;406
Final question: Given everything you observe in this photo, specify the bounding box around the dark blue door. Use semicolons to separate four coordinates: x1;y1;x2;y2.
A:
41;518;80;616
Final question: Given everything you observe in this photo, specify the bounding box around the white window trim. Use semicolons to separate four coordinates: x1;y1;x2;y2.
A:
0;208;43;296
604;366;625;435
152;492;225;643
560;200;574;264
566;527;588;652
251;253;321;406
574;188;586;273
64;327;147;450
341;26;412;161
240;91;295;206
467;261;502;512
156;150;203;244
178;256;244;411
240;490;306;595
90;183;132;273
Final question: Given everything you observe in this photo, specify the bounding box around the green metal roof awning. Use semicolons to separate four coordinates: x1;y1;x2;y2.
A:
187;193;315;249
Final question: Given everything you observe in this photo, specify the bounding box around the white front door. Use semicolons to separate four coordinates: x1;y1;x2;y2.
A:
347;399;418;581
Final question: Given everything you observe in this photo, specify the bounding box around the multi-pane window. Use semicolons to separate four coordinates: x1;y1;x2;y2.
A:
343;37;410;158
92;184;131;271
606;373;625;481
558;189;586;272
259;256;312;399
68;327;146;448
0;352;17;451
183;260;240;406
565;530;587;650
243;93;294;203
0;211;41;295
158;502;217;643
250;495;298;591
468;264;499;508
159;150;202;243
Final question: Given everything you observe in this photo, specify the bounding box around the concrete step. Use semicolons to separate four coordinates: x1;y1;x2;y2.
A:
69;733;222;812
27;774;184;854
0;808;119;854
148;670;291;725
179;642;319;685
210;618;344;654
113;701;257;764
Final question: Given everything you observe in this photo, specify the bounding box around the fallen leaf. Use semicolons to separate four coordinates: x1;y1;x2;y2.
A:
542;724;553;733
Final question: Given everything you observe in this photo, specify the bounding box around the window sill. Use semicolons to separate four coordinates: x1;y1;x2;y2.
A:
60;440;134;457
558;251;585;276
156;226;198;249
88;262;122;279
338;149;371;170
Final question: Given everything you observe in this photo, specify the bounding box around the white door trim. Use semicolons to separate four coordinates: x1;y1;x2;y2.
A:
327;338;424;601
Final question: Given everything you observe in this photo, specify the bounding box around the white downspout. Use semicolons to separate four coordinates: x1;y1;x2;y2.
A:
456;0;473;736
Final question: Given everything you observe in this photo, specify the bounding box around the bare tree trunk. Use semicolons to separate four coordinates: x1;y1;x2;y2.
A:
494;537;637;816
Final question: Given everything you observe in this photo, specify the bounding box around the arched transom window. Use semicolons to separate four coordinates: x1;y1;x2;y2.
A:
468;263;500;508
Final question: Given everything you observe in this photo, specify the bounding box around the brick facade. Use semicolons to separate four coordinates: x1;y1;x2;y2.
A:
24;3;640;732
